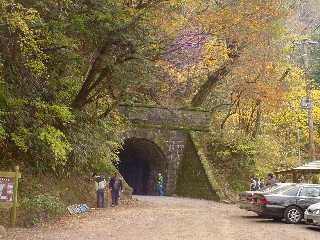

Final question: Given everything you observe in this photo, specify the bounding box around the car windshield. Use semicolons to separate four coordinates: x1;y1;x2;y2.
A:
271;184;296;194
258;184;284;192
260;184;295;194
260;186;270;192
260;185;280;192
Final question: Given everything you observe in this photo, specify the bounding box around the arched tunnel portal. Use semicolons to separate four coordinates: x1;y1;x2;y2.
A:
118;138;168;195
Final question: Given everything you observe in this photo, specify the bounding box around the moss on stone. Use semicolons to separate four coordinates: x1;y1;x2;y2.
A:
190;132;231;200
176;134;219;200
119;103;210;113
131;121;209;132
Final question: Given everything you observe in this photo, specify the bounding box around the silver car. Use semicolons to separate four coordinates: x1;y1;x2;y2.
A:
305;202;320;224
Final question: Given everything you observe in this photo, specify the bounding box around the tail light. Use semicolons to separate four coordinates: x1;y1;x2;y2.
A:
259;196;268;205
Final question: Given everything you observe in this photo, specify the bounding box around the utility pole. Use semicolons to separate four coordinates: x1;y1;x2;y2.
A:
299;40;319;160
297;129;301;162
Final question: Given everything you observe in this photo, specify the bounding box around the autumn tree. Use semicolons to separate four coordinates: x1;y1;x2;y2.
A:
0;0;197;172
0;0;316;181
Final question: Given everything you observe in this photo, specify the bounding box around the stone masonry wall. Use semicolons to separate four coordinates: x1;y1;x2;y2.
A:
119;104;211;131
119;104;212;196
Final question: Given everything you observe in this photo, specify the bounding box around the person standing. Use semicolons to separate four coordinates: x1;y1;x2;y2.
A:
254;176;260;190
109;172;123;207
157;173;165;196
250;176;257;191
93;173;107;208
259;178;265;189
265;173;276;186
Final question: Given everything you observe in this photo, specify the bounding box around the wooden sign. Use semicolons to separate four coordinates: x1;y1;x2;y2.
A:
0;177;14;202
0;166;21;226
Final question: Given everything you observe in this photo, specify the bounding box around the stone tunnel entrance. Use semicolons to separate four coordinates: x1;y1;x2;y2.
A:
118;138;168;195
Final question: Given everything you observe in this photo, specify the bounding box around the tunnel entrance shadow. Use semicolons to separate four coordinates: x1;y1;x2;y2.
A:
118;138;167;195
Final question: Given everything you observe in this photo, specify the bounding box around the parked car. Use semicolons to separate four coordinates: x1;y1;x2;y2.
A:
239;183;294;213
305;202;320;225
252;184;320;224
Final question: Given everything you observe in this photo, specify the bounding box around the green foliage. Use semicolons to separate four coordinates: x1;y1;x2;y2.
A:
254;135;299;176
0;0;48;84
0;0;313;200
10;127;30;152
207;131;256;192
67;112;127;173
0;98;77;172
30;101;75;125
37;127;72;168
21;194;65;226
0;121;7;142
209;129;257;169
0;0;179;175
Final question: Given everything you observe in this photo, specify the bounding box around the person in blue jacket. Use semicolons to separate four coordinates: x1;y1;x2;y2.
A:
157;173;165;196
109;172;123;207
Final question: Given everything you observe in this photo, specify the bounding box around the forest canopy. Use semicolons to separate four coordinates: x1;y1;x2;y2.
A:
0;0;319;180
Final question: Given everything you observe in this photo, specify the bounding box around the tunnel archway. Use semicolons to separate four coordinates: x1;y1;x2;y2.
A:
118;138;168;195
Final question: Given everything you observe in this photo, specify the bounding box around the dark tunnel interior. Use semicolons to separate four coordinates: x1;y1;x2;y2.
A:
118;138;167;195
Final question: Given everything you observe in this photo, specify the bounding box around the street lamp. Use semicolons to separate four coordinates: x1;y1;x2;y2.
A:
294;39;320;161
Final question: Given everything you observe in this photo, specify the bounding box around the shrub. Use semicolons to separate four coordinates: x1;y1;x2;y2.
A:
21;194;65;226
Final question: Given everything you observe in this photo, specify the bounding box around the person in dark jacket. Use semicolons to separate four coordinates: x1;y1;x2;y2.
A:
109;172;123;207
259;178;265;189
265;173;277;186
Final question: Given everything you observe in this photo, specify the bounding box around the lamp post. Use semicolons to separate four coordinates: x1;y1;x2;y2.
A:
295;39;320;161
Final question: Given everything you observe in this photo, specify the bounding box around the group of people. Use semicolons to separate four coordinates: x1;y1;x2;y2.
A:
93;172;123;208
249;173;277;191
93;172;166;208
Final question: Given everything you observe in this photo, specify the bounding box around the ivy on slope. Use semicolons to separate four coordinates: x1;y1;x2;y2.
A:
189;131;235;201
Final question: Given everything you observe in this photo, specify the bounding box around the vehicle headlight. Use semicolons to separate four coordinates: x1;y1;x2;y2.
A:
313;209;320;215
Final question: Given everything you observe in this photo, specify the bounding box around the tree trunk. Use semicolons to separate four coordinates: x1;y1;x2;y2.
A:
71;45;109;109
191;43;242;107
253;100;262;138
191;65;228;107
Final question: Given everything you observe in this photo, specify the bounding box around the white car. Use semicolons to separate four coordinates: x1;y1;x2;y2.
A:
305;202;320;224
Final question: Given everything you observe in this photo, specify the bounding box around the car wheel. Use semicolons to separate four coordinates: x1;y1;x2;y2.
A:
284;206;303;224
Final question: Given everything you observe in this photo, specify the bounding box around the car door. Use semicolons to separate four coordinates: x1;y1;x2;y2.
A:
297;187;320;210
276;186;300;207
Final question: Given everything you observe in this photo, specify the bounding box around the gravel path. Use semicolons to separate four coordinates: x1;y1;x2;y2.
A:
6;196;320;240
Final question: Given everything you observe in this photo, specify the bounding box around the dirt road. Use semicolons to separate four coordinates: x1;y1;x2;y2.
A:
7;196;320;240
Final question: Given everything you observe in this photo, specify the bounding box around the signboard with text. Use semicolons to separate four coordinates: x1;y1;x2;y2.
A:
301;96;312;109
0;177;14;202
0;166;21;225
